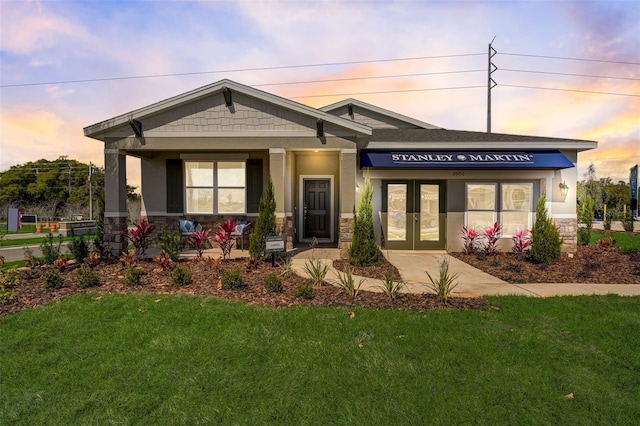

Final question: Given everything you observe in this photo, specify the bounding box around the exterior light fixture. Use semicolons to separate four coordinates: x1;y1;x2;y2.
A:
559;181;569;197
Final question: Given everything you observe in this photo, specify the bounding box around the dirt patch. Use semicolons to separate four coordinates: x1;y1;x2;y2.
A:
451;245;640;284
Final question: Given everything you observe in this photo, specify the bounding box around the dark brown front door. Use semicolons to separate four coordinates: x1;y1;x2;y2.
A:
304;179;330;239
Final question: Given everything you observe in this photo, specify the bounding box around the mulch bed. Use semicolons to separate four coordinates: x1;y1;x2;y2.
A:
451;246;640;284
1;257;488;317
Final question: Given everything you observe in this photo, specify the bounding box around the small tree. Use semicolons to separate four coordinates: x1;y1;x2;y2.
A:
249;178;276;260
529;191;562;265
349;172;381;266
577;190;594;245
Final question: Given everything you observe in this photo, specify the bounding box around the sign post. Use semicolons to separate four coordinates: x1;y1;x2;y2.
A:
265;235;285;267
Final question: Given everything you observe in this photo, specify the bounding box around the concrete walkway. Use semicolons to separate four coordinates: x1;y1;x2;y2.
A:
290;248;640;298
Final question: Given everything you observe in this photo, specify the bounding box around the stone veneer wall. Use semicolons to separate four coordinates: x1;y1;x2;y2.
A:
555;217;577;253
103;216;128;256
338;217;354;259
275;216;294;251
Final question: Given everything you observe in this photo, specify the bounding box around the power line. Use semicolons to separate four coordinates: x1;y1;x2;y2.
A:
500;84;640;97
289;85;486;99
0;53;485;88
253;69;485;88
501;68;640;81
498;52;640;66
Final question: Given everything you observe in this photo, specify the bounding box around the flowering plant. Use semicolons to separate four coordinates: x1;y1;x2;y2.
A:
460;226;480;255
124;219;157;259
212;219;236;259
511;227;531;259
483;222;502;256
189;228;212;261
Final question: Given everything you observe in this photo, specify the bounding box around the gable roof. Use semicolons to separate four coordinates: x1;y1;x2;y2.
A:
319;98;441;130
84;79;372;139
367;128;597;151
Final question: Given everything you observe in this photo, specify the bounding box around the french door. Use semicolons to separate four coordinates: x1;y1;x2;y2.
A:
382;180;446;250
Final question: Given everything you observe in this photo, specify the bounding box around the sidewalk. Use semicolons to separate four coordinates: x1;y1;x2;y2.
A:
290;248;640;298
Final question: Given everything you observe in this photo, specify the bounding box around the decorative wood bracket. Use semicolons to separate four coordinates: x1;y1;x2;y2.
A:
129;119;142;137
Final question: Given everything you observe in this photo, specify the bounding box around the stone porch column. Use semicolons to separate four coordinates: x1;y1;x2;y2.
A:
103;148;128;256
338;149;357;259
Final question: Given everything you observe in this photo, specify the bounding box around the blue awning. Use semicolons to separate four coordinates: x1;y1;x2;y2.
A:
360;150;574;169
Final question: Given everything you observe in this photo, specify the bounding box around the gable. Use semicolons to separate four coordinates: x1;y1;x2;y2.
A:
320;99;440;130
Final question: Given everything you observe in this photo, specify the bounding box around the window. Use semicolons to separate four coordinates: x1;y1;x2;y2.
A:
501;183;532;236
466;183;533;236
466;184;496;231
185;161;246;214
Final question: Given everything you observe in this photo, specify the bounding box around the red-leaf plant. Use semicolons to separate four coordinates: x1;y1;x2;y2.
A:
483;222;502;256
460;226;481;255
124;219;157;259
189;228;212;261
511;228;531;259
212;219;236;260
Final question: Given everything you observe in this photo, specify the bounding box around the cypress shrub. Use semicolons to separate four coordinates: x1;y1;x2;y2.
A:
349;172;382;266
529;191;562;265
249;178;276;260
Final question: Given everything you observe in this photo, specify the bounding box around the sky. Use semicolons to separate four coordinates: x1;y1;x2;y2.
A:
1;0;639;192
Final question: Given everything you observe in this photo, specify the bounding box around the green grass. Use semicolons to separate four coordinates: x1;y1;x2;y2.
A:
590;231;640;252
2;294;639;424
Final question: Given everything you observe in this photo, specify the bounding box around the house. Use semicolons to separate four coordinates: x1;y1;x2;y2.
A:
84;79;597;257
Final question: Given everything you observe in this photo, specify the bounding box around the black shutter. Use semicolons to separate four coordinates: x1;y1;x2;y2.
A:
246;159;263;213
166;159;184;213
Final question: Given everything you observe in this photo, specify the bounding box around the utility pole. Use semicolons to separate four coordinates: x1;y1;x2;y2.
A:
487;37;497;133
88;162;93;221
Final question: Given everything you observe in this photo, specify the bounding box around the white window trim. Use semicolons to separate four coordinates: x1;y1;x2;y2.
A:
184;160;246;215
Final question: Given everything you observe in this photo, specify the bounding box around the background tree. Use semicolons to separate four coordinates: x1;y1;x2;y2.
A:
349;172;382;266
249;179;276;260
576;188;594;245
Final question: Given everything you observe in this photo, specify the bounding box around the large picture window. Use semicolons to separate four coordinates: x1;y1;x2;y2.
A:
466;183;533;236
185;161;246;214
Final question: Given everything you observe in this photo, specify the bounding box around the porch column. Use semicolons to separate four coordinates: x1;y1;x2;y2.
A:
103;148;128;256
339;149;357;259
269;148;293;248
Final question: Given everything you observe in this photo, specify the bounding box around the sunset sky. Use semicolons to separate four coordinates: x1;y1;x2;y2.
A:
1;0;638;191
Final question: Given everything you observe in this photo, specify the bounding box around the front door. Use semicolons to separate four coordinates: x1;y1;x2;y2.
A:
303;179;331;240
382;180;446;250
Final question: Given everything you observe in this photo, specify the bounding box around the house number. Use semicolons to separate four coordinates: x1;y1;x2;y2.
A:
453;171;465;177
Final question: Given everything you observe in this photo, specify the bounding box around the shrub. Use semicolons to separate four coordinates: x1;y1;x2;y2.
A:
68;231;90;263
189;228;212;261
0;268;20;305
170;265;192;287
158;228;182;262
425;256;459;304
460;226;480;255
334;267;364;298
622;207;634;232
294;283;314;299
123;265;143;286
250;178;276;260
153;251;174;271
279;259;295;278
120;250;137;267
511;228;531;259
302;258;330;286
349;171;382;266
212;220;236;260
220;267;244;290
482;222;502;256
40;233;63;264
123;219;157;259
577;191;594;246
43;268;64;290
264;273;283;293
76;264;100;288
378;273;405;300
529;191;562;265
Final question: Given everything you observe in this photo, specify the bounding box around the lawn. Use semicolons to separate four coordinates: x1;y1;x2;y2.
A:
591;230;640;253
1;294;639;424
